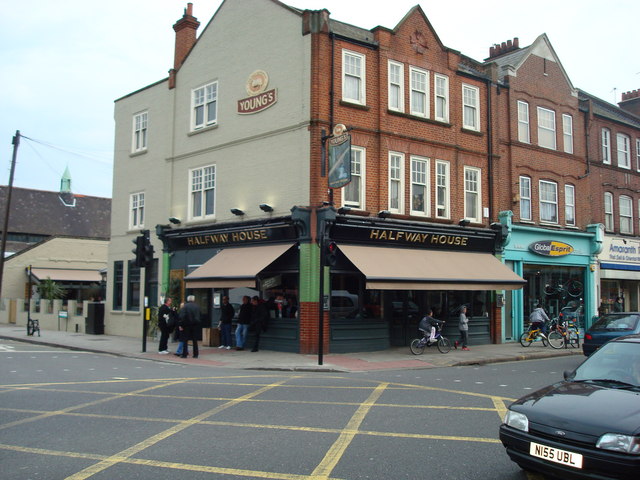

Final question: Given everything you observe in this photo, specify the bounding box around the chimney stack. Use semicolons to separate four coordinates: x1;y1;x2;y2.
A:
173;3;200;71
619;89;640;117
487;37;521;59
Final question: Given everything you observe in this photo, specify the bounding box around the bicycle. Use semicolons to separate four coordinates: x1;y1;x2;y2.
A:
543;279;583;298
519;324;548;347
547;319;580;349
27;318;40;337
410;326;451;354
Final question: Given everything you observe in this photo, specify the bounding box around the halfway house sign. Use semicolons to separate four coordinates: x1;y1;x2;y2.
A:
237;70;278;114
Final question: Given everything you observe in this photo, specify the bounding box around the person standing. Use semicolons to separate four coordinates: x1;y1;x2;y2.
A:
250;296;269;352
219;295;235;350
235;296;252;350
178;295;201;358
455;305;470;351
613;296;624;312
157;297;176;354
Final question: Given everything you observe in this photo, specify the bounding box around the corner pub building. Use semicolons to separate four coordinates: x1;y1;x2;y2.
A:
106;0;527;353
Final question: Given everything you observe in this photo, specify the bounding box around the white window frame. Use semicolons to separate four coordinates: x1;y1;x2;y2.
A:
409;66;429;118
602;128;611;164
435;160;450;219
388;61;404;112
620;195;633;234
388;152;405;213
192;81;218;131
617;133;631;169
132;111;148;153
636;139;640;171
539;180;558;224
604;192;614;232
342;49;366;105
519;176;532;221
410;156;430;216
562;114;573;154
462;84;480;131
189;165;216;220
565;184;575;226
463;166;481;223
434;74;449;123
130;192;144;229
342;146;365;210
537;107;556;150
517;101;530;143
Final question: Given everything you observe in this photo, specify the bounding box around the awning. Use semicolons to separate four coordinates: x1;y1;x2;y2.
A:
338;245;525;290
30;268;102;283
184;243;294;288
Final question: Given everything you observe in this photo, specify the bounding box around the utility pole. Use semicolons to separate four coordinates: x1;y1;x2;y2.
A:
0;131;20;297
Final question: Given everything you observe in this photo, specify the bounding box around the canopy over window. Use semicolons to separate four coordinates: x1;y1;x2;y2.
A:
338;245;525;290
184;243;294;288
30;268;102;283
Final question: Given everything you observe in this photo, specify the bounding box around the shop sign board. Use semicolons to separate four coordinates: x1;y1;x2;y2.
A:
528;240;574;257
600;236;640;267
168;224;297;250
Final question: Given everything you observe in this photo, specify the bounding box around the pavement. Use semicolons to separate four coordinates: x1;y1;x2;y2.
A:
0;323;585;372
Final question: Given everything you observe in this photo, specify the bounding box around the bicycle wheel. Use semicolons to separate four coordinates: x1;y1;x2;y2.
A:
437;337;451;354
567;330;580;348
519;332;532;347
410;338;425;355
547;331;565;349
540;334;548;347
566;280;583;297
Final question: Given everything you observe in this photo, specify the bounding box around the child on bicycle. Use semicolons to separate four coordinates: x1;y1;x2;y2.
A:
419;307;443;344
529;302;550;337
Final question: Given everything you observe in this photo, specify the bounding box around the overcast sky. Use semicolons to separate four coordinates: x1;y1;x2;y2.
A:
1;0;638;198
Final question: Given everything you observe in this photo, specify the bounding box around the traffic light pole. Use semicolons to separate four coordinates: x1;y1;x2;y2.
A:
132;230;154;352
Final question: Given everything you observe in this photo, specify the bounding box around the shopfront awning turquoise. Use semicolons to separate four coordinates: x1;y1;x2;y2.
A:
339;245;525;290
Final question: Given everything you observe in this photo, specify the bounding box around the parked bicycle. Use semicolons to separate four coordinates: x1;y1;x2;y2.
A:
519;323;548;347
27;318;40;337
410;324;451;354
547;318;580;349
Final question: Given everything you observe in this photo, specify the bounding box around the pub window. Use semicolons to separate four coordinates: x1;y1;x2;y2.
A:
410;156;429;216
130;192;144;229
112;261;123;311
192;81;218;131
435;160;450;218
132;111;148;152
388;152;404;213
343;146;365;209
190;165;216;219
126;260;140;312
463;166;481;223
342;49;366;105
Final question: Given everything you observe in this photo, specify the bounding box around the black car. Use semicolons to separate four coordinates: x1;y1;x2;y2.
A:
500;334;640;479
583;312;640;356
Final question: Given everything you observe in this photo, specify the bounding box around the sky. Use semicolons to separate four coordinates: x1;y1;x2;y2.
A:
1;0;638;199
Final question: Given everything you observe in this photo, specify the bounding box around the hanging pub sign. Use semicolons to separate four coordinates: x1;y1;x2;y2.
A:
528;240;574;257
328;124;351;189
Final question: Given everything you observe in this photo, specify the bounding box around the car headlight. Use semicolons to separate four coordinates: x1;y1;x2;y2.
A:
596;434;640;455
504;410;529;432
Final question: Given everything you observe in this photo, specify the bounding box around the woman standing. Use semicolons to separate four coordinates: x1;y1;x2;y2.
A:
455;305;470;351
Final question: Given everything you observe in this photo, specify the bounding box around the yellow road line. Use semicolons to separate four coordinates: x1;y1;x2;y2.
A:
492;397;508;422
311;383;388;479
64;378;292;480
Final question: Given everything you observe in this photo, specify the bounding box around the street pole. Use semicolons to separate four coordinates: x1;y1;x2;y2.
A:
0;130;20;297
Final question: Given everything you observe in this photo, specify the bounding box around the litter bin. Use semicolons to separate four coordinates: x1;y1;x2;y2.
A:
85;302;105;334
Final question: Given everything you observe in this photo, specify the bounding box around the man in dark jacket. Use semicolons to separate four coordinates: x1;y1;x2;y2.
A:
157;297;176;354
235;296;252;351
250;296;269;352
219;295;235;350
418;307;443;344
178;295;201;358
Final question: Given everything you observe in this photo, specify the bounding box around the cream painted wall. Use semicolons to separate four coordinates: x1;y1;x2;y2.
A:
1;237;108;299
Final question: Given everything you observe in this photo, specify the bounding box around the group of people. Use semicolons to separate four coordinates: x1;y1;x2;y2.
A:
418;305;471;351
157;294;273;357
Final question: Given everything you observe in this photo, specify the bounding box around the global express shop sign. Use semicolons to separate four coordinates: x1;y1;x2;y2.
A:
528;240;574;257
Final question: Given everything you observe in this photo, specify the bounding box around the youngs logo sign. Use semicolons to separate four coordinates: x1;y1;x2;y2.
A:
529;240;574;257
237;70;277;114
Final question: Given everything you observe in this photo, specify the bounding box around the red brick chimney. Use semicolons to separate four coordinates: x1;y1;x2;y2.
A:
619;89;640;117
488;37;520;59
169;3;200;88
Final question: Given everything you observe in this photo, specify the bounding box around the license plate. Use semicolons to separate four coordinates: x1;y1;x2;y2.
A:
529;441;583;469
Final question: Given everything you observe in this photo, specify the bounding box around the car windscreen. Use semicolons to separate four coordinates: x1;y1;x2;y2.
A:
573;341;640;385
590;314;640;331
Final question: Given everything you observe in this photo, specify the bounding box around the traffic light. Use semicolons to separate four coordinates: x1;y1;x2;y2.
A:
131;234;144;267
142;229;154;266
326;240;338;266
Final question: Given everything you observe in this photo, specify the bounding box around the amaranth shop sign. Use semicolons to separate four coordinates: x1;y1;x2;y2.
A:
529;240;574;257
